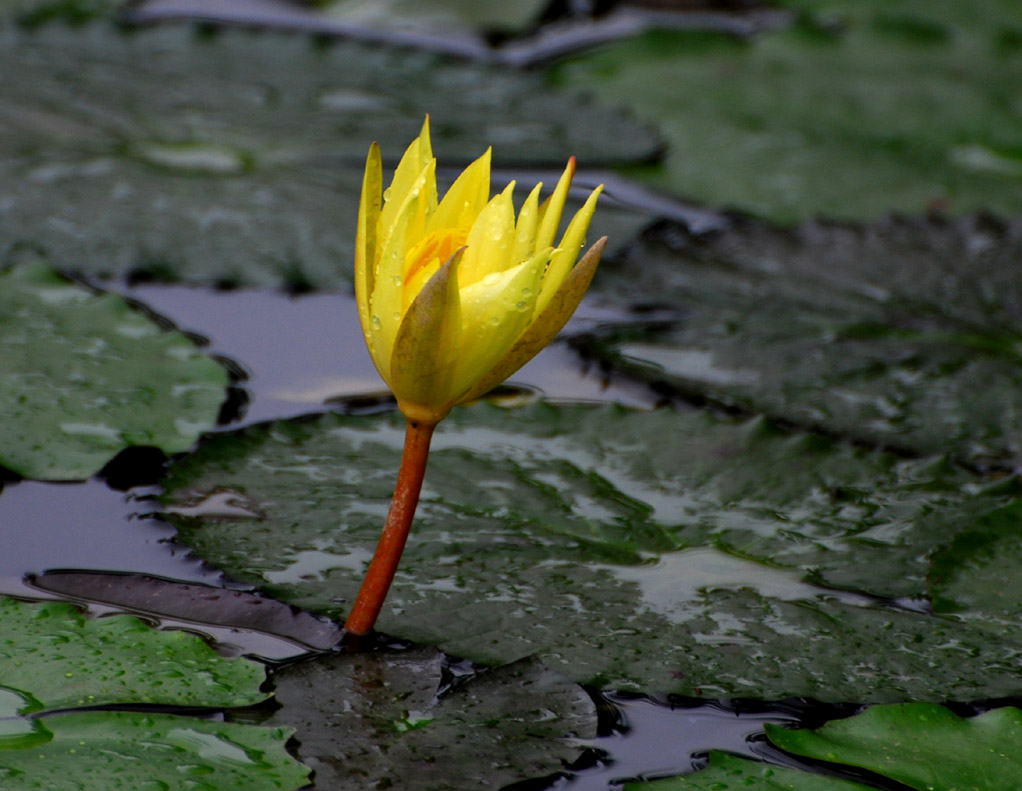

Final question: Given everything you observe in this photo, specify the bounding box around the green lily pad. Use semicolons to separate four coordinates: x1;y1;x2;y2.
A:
589;215;1022;470
0;597;265;710
162;403;1022;699
0;712;307;791
554;6;1022;222
0;0;119;26
766;704;1022;791
0;262;227;480
0;22;658;287
626;750;871;790
268;646;595;790
0;596;309;790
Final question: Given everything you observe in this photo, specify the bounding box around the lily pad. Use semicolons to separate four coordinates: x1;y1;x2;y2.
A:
162;403;1022;699
627;750;871;790
767;704;1022;791
269;646;595;790
0;262;228;480
0;712;307;791
0;597;265;710
0;596;309;790
0;22;658;287
554;7;1022;222
589;215;1022;470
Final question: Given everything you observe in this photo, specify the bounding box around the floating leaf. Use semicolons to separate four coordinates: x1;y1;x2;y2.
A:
268;646;595;790
589;215;1022;469
162;403;1022;699
0;596;309;791
0;262;227;480
767;704;1022;791
0;597;265;710
0;22;658;287
0;712;308;791
555;6;1022;222
626;750;871;790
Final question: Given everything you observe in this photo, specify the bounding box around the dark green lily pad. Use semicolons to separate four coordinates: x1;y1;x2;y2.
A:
626;750;871;790
0;596;309;790
0;262;227;480
589;215;1022;470
162;403;1022;699
929;499;1022;623
269;646;594;790
0;22;658;287
554;6;1022;222
767;704;1022;791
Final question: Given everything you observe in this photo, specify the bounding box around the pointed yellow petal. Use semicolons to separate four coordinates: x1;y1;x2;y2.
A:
459;237;607;404
430;148;492;233
391;248;464;423
534;157;575;252
355;142;382;343
510;181;543;266
379;119;435;244
535;184;603;316
370;160;434;381
457;181;516;287
449;245;547;401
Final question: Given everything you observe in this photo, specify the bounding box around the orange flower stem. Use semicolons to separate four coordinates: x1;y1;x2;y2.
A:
344;418;436;636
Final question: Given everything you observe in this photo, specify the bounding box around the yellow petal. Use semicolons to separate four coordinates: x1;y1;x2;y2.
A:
391;248;464;424
449;245;548;400
510;181;543;265
534;157;575;252
457;181;516;288
459;237;607;405
355;142;382;344
535;184;603;316
430;148;491;233
370;160;435;381
379;118;436;250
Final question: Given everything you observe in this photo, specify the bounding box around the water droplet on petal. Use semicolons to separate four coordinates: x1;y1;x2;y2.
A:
392;275;402;286
515;301;528;311
521;287;532;297
372;315;382;330
383;187;393;201
490;316;500;326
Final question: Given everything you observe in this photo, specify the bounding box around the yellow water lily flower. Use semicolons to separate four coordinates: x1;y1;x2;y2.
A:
354;117;606;426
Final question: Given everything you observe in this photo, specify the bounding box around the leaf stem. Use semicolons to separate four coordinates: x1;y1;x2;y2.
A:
344;418;436;636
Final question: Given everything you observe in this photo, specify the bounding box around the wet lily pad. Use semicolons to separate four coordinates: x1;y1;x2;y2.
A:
162;403;1022;699
0;596;309;790
767;704;1022;791
268;646;595;790
0;22;658;287
630;703;1022;790
555;6;1022;222
590;215;1022;470
628;750;871;790
0;262;227;480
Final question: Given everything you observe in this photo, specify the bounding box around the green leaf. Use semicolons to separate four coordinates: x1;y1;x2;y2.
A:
267;646;595;790
624;750;872;790
0;262;228;480
766;704;1022;791
0;596;309;790
0;712;308;791
162;403;1022;699
319;0;549;36
0;597;266;711
554;7;1022;222
589;216;1022;470
0;22;658;287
